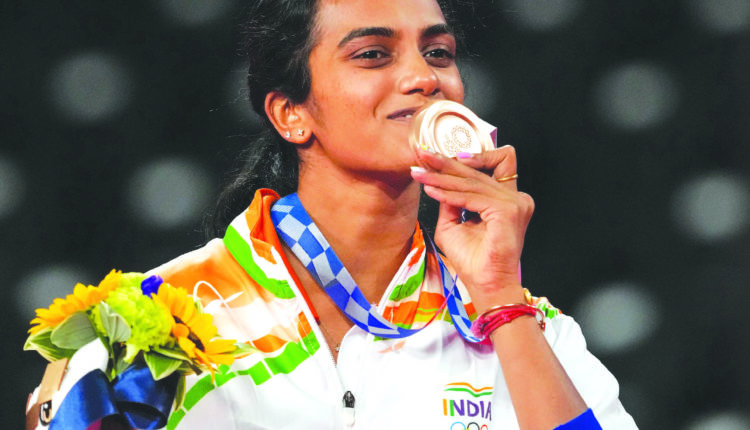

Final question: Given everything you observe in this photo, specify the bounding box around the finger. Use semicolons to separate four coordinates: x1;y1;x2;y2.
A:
423;184;514;217
457;145;518;183
416;149;490;183
436;192;465;225
426;185;535;231
411;166;507;199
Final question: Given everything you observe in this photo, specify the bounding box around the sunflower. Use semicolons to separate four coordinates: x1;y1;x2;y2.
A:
153;284;236;369
29;270;122;335
178;333;237;367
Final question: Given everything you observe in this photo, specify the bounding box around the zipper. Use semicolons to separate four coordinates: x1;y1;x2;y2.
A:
278;256;355;429
342;390;355;427
309;313;357;429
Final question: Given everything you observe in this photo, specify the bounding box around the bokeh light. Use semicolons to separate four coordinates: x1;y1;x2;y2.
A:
594;62;678;131
49;52;133;123
573;282;660;354
0;155;24;220
688;0;750;35
672;171;750;243
684;411;750;430
126;157;213;229
14;264;92;320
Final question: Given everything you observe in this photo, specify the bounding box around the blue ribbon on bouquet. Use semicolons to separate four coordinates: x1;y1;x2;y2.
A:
270;192;481;343
50;362;178;430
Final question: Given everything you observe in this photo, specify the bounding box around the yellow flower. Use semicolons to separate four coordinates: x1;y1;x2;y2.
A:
29;270;122;335
153;284;236;369
152;283;192;333
178;335;237;367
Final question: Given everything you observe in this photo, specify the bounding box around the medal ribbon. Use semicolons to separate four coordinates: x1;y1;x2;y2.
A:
49;363;178;430
270;193;481;342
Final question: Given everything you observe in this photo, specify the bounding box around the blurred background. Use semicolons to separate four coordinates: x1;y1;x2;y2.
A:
2;0;749;428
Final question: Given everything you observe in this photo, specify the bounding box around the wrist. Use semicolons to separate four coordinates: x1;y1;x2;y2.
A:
471;301;546;342
488;312;544;342
468;282;526;315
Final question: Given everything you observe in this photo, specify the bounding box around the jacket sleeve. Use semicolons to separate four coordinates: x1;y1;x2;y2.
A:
545;313;639;430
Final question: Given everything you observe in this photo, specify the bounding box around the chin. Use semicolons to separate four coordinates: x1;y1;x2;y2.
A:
358;162;417;190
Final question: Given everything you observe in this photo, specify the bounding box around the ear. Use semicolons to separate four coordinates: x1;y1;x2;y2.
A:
264;91;310;144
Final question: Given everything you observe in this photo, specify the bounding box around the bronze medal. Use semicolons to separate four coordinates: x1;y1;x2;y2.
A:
409;100;495;158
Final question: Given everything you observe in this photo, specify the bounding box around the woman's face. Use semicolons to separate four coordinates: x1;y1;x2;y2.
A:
300;0;464;179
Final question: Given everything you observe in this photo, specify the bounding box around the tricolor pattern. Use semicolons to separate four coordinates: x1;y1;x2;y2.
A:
150;189;561;428
270;193;481;342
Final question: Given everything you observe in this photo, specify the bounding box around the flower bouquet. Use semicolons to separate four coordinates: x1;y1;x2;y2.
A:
24;270;254;430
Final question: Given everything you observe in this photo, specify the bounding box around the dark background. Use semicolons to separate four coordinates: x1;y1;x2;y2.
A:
3;1;749;428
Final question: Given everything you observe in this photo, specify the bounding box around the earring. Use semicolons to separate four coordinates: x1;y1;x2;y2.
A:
297;129;305;137
285;131;291;138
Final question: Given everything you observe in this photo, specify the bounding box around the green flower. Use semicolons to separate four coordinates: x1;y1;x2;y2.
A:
121;272;148;289
105;282;172;361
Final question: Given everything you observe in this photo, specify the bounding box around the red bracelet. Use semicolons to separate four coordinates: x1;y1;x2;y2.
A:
470;304;545;340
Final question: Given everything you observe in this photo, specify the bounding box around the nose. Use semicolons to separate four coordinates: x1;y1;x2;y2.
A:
397;52;440;96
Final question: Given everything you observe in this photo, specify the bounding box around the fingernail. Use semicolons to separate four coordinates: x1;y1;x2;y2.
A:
410;166;427;173
456;152;473;159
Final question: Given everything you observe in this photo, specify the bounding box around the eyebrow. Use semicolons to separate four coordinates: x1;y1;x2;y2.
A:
422;23;454;39
336;23;455;48
338;27;394;48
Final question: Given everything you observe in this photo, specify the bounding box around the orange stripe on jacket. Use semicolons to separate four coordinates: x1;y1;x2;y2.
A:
383;291;445;325
150;238;265;308
247;189;319;322
245;190;283;265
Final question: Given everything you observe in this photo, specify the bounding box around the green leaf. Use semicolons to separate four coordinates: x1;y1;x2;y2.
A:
173;374;186;410
124;343;141;363
175;361;194;374
24;328;76;361
97;302;131;343
113;351;131;379
50;312;97;350
144;352;184;381
153;345;190;361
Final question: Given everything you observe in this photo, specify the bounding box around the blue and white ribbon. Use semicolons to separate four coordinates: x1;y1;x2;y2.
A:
270;193;480;342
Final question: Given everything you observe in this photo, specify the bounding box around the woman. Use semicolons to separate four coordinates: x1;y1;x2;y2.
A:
30;0;637;428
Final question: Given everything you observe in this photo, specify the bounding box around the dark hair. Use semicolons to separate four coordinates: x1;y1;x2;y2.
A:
205;0;469;238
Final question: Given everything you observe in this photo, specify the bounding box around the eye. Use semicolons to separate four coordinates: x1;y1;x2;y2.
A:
351;48;392;68
425;48;453;58
424;48;455;67
424;48;456;67
354;49;387;60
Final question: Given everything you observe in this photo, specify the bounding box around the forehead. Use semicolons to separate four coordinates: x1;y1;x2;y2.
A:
314;0;447;43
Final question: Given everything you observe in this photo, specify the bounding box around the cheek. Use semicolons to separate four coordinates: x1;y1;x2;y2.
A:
442;71;465;103
330;79;386;126
318;73;376;116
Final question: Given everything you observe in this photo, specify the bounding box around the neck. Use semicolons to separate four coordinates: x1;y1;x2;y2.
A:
295;163;421;300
